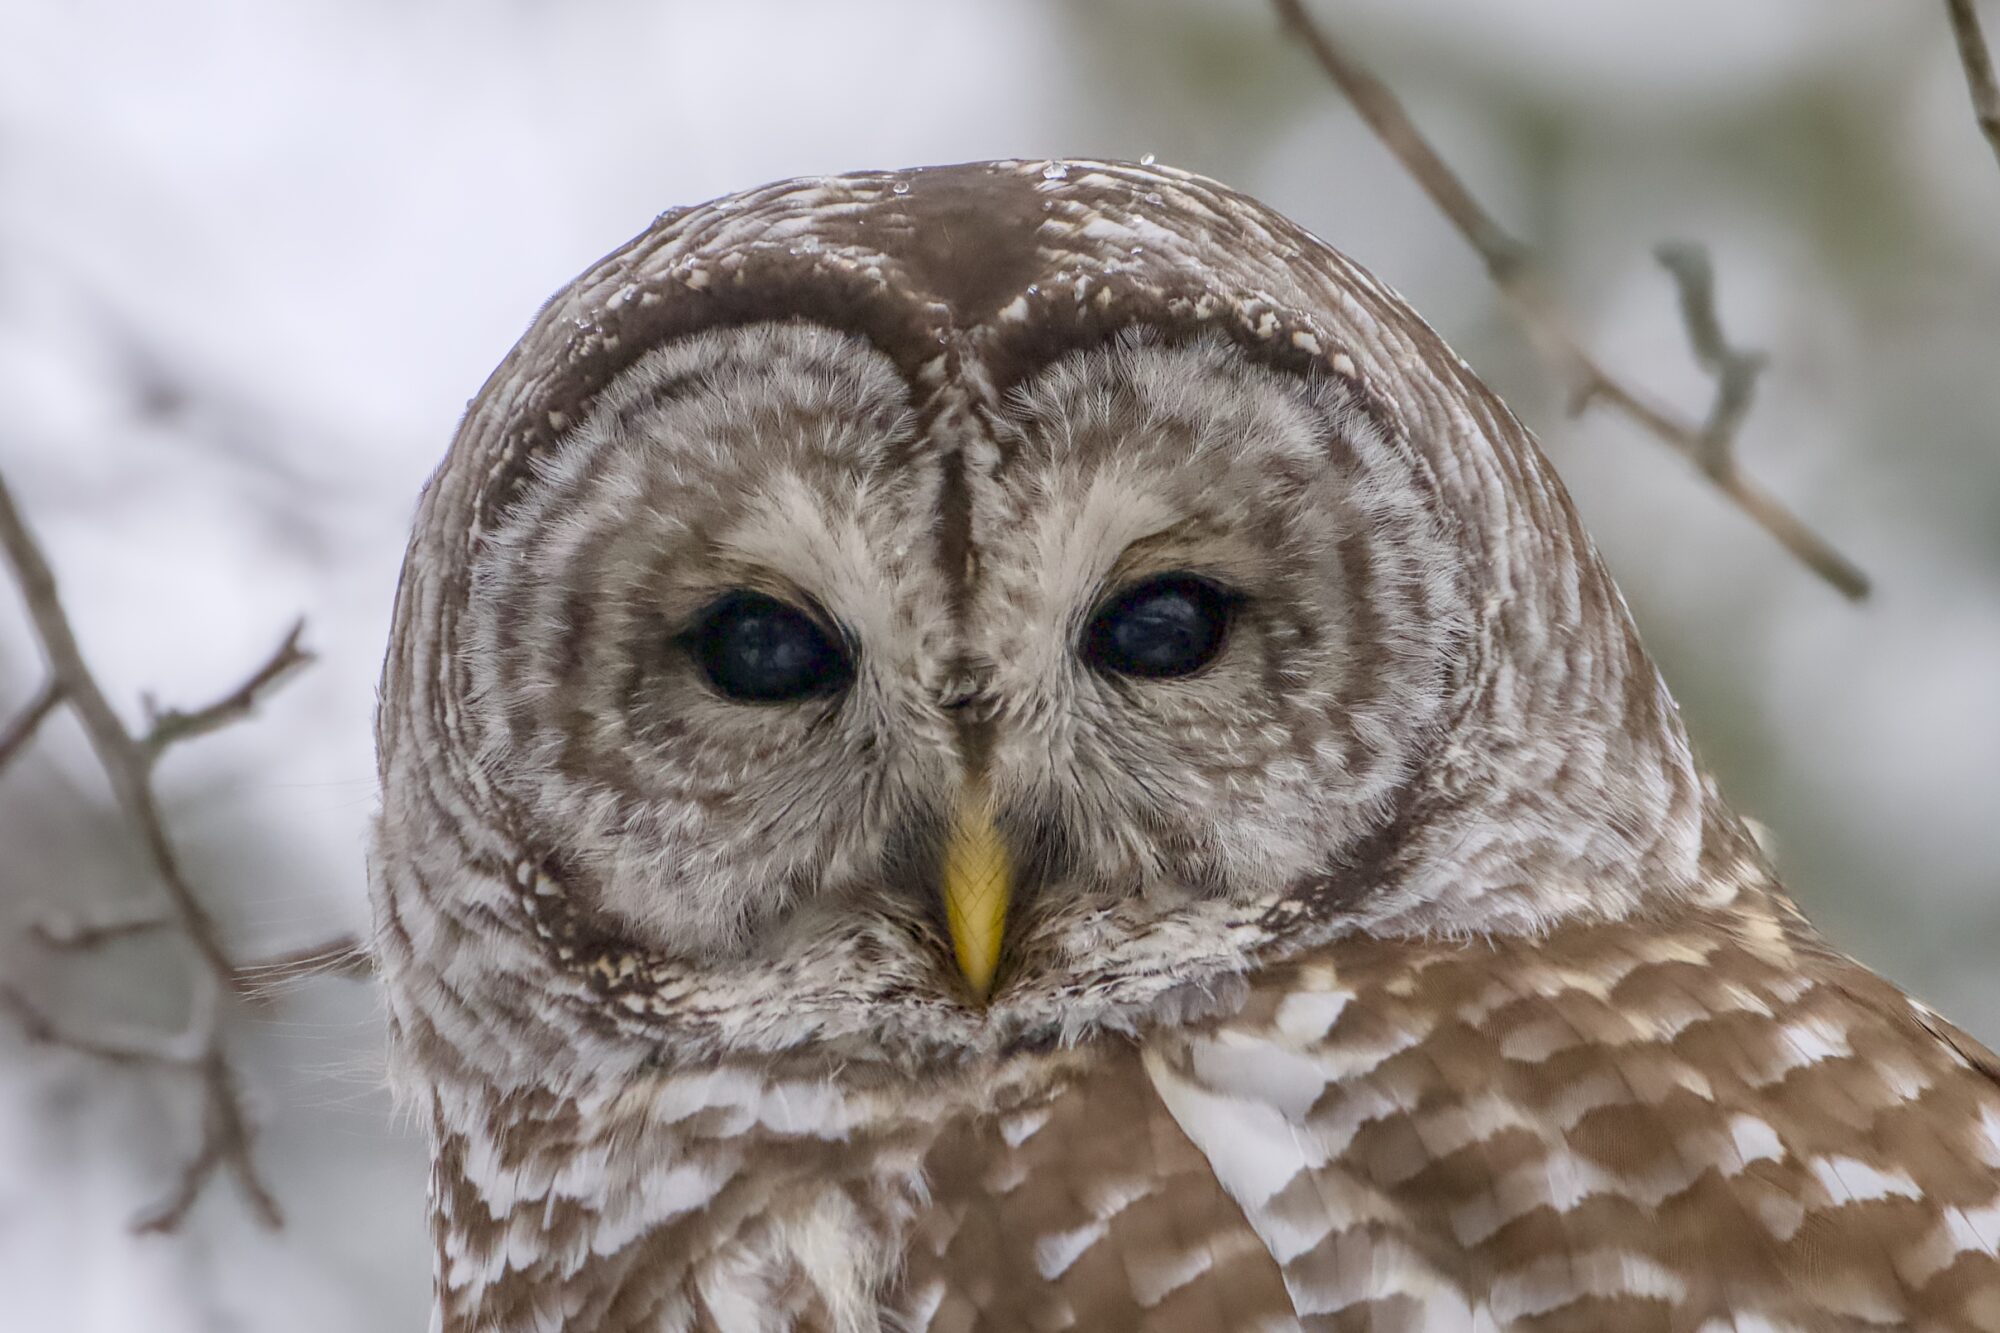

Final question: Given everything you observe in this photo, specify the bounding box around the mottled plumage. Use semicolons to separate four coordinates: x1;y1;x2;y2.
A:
371;159;2000;1331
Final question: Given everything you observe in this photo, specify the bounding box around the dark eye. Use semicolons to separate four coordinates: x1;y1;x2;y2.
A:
683;592;852;703
1083;574;1234;680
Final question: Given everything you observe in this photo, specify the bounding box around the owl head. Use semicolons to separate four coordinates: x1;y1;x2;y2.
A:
374;161;1717;1074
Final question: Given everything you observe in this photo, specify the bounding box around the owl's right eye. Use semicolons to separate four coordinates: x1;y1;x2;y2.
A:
682;592;852;703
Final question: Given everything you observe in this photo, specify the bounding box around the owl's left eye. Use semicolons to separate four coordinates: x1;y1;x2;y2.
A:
682;592;852;703
1083;574;1235;680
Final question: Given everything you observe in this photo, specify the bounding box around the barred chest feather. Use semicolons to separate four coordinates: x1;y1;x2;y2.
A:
430;883;2000;1333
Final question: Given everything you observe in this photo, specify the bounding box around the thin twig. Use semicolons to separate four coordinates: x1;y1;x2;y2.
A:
142;621;313;760
31;911;370;993
0;463;339;1232
0;987;270;1232
0;983;194;1068
30;902;175;951
1948;0;2000;174
133;1048;284;1234
1271;0;1871;600
0;679;63;767
0;471;242;985
1654;241;1770;470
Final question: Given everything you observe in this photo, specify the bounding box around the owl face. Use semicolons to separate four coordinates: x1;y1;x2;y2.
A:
465;319;1461;1026
386;159;1698;1059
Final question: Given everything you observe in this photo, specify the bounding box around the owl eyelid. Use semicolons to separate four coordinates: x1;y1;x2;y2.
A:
1084;571;1246;625
675;588;848;646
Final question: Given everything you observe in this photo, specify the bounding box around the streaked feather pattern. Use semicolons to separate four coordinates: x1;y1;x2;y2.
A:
371;159;2000;1330
1146;882;2000;1330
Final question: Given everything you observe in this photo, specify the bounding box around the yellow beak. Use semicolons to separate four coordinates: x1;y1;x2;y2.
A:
941;782;1011;1002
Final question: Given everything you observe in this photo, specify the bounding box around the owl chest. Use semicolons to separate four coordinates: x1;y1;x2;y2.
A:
432;1072;944;1320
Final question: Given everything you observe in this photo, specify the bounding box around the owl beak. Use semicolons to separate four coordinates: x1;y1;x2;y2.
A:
941;781;1011;1003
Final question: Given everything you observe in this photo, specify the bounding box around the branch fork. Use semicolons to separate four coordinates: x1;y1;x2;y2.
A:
1272;0;1871;600
0;468;358;1233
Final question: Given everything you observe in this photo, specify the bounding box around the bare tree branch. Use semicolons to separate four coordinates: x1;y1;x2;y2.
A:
0;471;245;986
0;679;63;768
0;463;344;1232
141;621;313;760
0;983;195;1068
133;1048;284;1234
1271;0;1871;601
29;911;367;992
29;902;175;951
1948;0;2000;174
1654;241;1770;470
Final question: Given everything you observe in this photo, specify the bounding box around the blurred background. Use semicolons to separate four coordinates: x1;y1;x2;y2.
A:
1;0;1995;1328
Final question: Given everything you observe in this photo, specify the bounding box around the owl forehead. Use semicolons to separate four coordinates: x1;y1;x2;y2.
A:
468;159;1391;537
499;158;1389;642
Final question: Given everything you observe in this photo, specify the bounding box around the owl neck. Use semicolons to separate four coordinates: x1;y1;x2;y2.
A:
1349;707;1728;941
1379;425;1720;932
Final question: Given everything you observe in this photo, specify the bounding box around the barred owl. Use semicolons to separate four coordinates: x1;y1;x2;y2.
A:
371;160;2000;1332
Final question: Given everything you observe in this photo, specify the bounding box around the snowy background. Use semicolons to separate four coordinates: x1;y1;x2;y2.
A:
1;1;1996;1328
